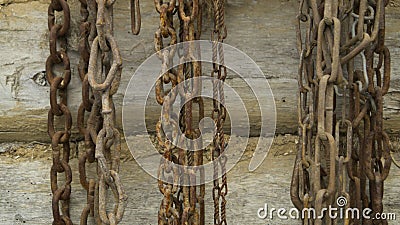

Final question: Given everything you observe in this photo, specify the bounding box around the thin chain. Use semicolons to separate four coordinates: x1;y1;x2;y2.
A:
291;0;391;224
77;0;100;224
177;1;203;224
211;0;227;224
154;1;181;224
155;1;206;224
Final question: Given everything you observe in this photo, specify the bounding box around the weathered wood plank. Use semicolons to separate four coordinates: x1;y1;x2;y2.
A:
1;137;400;224
0;0;399;141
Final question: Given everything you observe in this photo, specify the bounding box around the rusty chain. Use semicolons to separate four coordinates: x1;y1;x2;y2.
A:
47;0;141;224
154;0;228;224
154;0;203;224
291;0;392;224
86;0;128;224
154;1;181;224
77;0;102;224
46;0;227;224
46;0;73;223
176;1;204;224
210;0;227;225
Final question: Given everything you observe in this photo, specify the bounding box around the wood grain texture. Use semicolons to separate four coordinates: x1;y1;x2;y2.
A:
0;0;399;141
1;137;400;224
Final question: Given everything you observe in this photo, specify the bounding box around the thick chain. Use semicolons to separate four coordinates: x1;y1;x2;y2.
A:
46;0;73;223
86;0;129;224
47;0;141;224
291;0;391;224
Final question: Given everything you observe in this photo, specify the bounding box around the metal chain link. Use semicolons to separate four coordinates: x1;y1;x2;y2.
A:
210;1;227;224
155;1;207;224
154;1;181;224
46;0;73;223
47;0;141;224
86;0;128;224
77;0;100;224
291;0;392;224
176;1;203;224
131;0;141;35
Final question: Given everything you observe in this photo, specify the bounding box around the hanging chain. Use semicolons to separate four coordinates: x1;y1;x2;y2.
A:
47;0;141;224
210;0;227;224
291;0;391;224
177;1;205;224
46;0;73;223
86;0;129;224
77;0;101;224
155;0;206;224
154;0;181;224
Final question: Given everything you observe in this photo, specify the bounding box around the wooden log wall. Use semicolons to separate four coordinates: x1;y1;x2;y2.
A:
0;0;399;141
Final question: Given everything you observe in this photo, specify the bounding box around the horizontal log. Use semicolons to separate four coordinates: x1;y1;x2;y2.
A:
0;0;399;142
